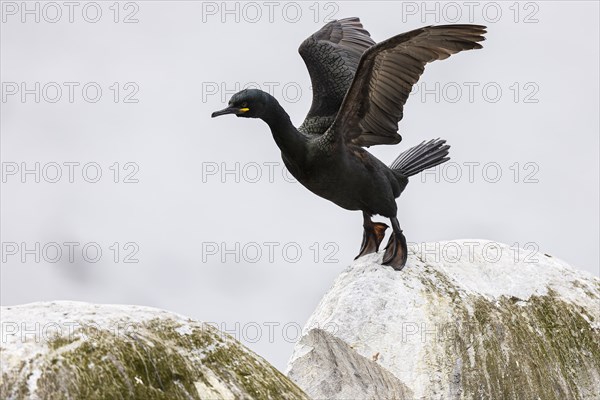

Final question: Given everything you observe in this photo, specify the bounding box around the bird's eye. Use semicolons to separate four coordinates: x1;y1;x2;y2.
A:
241;102;248;108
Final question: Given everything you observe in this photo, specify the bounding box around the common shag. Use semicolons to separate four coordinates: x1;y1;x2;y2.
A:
212;18;486;270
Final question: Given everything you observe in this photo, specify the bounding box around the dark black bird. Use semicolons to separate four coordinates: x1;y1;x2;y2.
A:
212;18;486;270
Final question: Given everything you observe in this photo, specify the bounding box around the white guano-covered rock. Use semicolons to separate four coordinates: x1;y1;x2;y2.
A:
287;240;600;400
0;301;309;400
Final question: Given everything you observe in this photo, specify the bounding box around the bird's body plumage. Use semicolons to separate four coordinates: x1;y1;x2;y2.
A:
212;18;486;270
284;139;406;217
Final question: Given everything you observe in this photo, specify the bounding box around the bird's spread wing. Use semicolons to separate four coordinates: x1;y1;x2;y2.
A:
326;24;486;147
298;17;376;136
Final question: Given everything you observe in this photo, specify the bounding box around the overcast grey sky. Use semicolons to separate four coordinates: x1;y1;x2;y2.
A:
1;1;598;371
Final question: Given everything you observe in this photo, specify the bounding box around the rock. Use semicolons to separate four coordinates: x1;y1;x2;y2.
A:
0;301;309;400
286;240;600;400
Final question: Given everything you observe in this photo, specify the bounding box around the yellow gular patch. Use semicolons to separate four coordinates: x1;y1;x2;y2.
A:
239;108;250;113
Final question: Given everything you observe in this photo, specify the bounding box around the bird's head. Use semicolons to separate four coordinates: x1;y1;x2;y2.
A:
211;89;270;119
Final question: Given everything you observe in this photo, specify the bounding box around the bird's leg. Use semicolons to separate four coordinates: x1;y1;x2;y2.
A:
355;212;389;260
382;216;408;270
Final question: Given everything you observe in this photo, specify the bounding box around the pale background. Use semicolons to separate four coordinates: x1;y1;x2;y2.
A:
2;1;598;371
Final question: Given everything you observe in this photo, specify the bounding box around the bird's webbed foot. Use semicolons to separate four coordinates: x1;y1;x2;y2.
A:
355;213;388;260
382;217;408;270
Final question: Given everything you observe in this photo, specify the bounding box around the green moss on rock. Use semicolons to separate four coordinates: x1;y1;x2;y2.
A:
1;307;309;400
437;290;600;400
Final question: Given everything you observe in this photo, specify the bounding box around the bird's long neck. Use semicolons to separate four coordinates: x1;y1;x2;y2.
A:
262;99;307;161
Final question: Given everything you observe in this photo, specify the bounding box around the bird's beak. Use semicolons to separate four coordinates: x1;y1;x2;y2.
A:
211;107;238;118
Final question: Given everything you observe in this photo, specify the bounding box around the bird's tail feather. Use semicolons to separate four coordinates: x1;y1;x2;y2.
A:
390;138;450;177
